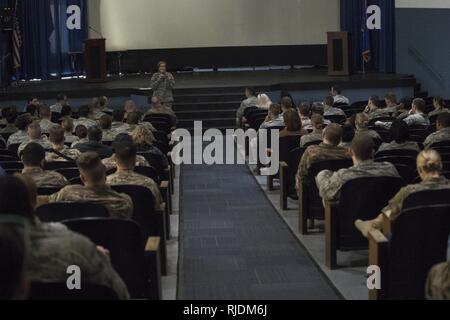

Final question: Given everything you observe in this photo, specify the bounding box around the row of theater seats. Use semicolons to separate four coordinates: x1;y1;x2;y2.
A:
0;113;176;300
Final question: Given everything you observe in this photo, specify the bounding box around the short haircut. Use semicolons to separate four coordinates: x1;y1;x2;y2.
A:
49;125;65;145
2;107;18;124
77;105;90;118
98;115;112;130
280;97;293;110
99;96;108;107
434;96;445;107
87;126;103;142
351;134;374;161
112;109;125;122
76;152;104;182
311;114;324;129
323;123;343;146
126;112;141;125
61;117;74;133
324;96;335;107
39;104;51;118
114;141;137;166
390;119;410;143
355;113;370;129
341;123;355;143
27;121;42;139
369;95;380;107
412;98;426;112
21;143;45;167
332;85;342;94
75;125;87;139
299;103;311;116
14;114;32;131
245;87;256;96
283;109;301;131
56;93;66;102
0;175;34;220
311;104;325;116
385;92;397;104
437;112;450;128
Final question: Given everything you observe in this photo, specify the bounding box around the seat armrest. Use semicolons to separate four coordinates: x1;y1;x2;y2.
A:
325;200;339;269
279;162;288;210
368;230;389;300
145;237;162;300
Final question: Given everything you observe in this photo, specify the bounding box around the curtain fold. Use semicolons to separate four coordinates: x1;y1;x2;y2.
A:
340;0;396;73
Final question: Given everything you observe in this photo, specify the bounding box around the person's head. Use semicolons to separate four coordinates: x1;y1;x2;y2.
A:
411;98;426;114
350;134;375;163
322;123;343;146
310;114;324;131
268;104;282;118
150;95;161;107
399;97;412;111
126;112;141;125
124;100;136;113
355;113;370;130
99;96;108;109
436;112;450;131
112;109;125;123
433;96;445;109
368;95;380;109
341;123;355;144
385;93;397;107
114;141;137;170
89;97;100;111
245;87;256;98
76;152;106;187
26;121;42;140
257;94;271;107
157;61;167;73
28;96;39;106
330;85;342;97
299;103;311;117
131;125;155;146
74;125;88;139
21;143;45;168
390;119;410;143
417;150;442;181
49;125;65;146
0;175;35;221
283;109;301;131
2;107;18;124
323;96;335;108
60;105;72;117
61;117;74;133
56;93;68;106
77;105;90;118
280;97;293;112
25;104;38;116
39;105;51;119
14;114;32;131
311;103;325;116
87;126;103;142
98;115;112;130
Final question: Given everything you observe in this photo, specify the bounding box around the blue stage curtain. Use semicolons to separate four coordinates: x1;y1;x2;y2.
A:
19;0;87;80
340;0;396;73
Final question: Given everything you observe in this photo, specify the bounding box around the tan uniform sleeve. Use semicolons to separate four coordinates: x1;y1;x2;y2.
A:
381;186;414;220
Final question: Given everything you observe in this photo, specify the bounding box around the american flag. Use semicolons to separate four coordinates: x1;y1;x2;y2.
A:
12;0;22;69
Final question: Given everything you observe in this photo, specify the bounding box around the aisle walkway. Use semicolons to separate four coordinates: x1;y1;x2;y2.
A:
179;163;340;300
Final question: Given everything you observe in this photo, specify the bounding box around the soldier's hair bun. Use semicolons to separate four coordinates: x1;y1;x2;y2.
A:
417;149;442;173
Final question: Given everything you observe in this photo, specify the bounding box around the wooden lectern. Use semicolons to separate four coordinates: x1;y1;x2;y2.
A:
84;38;107;82
327;32;350;76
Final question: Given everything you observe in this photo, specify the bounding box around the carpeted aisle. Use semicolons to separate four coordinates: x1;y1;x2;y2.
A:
179;163;340;300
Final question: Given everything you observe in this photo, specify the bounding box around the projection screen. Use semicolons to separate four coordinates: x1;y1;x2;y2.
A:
88;0;341;52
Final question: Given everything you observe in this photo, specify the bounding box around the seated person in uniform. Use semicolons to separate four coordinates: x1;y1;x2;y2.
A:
298;102;311;130
0;107;18;135
45;125;81;162
73;126;113;159
21;143;68;188
331;85;350;105
426;261;450;300
429;97;449;118
88;97;107;121
38;105;57;134
384;92;401;114
7;113;32;147
323;95;346;117
0;174;129;299
125;111;156;133
279;109;306;138
146;96;178;128
377;119;421;153
354;149;449;238
376;98;430;129
300;114;324;147
316;134;400;202
17;121;52;157
259;104;283;129
355;113;381;141
106;138;163;211
339;123;355;149
236;87;258;127
61;117;78;144
73;105;97;129
99;114;116;143
49;93;68;114
424;113;450;148
296;124;350;189
111;109;127;132
102;133;150;171
71;125;88;148
43;152;133;219
364;95;381;115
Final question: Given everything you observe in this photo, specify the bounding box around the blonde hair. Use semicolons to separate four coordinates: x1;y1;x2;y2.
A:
417;150;442;174
131;125;156;146
355;113;370;129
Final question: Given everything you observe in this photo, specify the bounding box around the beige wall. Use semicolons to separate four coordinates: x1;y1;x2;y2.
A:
396;0;450;8
88;0;340;51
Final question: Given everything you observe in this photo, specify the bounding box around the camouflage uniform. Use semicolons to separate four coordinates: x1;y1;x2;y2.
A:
7;130;28;147
102;155;150;172
150;72;175;104
90;109;107;121
316;160;400;201
39;119;58;134
18;139;53;157
324;106;346;116
236;96;258;123
145;108;177;127
73;117;97;130
45;146;81;162
426;262;450;300
300;129;323;148
50;103;63;114
111;121;127;132
300;116;311;130
22;167;68;188
428;107;450;119
102;129;116;142
297;143;350;181
382;176;450;220
64;133;79;144
47;185;133;219
424;127;450;148
0;123;18;135
377;141;421;153
107;170;162;210
403;113;430;127
355;128;381;141
339;141;352;149
334;95;350;105
367;107;396;121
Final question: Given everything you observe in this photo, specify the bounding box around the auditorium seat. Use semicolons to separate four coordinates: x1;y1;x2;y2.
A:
36;202;109;222
324;176;404;269
29;282;119;300
368;190;450;300
0;155;17;162
298;159;352;234
369;126;391;143
144;114;174;127
0;149;18;158
279;147;305;210
375;149;419;158
44;161;77;171
55;168;81;180
408;125;429;143
37;187;63;196
0;161;24;170
7;143;21;155
62;218;162;300
324;115;347;125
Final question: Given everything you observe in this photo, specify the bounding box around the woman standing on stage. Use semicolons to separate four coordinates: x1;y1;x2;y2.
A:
150;61;175;107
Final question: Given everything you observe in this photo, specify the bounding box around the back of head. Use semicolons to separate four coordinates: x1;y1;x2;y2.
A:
98;115;112;130
390;119;410;143
280;97;293;111
332;85;342;95
412;98;426;113
61;117;74;133
3;107;18;124
283;109;301;131
311;103;325;116
417;149;442;174
369;95;380;107
341;123;355;143
355;113;370;129
90;97;100;110
39;105;51;119
434;96;445;107
112;109;125;122
77;105;90;118
299;102;311;117
14;114;32;131
310;114;324;130
21;143;45;167
268;104;281;117
49;125;65;145
126;111;141;125
323;123;343;146
99;96;108;108
131;125;155;146
0;175;34;221
87;126;103;142
385;92;397;105
350;134;374;161
27;121;42;139
324;96;335;107
76;152;105;185
114;141;137;167
124;100;136;113
74;125;87;139
436;112;450;129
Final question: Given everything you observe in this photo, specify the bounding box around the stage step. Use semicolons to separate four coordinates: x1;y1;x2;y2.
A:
173;101;240;112
173;93;244;103
176;109;237;119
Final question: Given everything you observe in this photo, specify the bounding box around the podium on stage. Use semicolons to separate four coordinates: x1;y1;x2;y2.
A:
84;38;107;83
327;32;350;76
